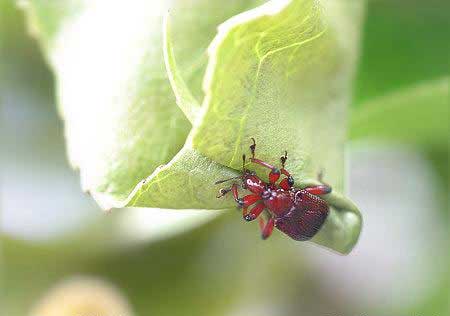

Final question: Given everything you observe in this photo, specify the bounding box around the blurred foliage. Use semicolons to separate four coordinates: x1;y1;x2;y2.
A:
0;0;53;100
18;0;264;211
29;277;134;316
350;77;448;148
352;0;449;219
354;0;450;104
3;214;349;316
406;263;450;316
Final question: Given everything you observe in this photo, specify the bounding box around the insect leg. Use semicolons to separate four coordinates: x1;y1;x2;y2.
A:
240;194;262;215
304;185;332;195
248;140;293;187
218;183;262;210
243;202;265;221
249;157;280;184
259;216;275;240
216;182;241;200
278;169;294;191
279;178;290;190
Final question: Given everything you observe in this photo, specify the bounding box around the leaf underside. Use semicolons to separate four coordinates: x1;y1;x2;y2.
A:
21;0;364;253
158;0;364;253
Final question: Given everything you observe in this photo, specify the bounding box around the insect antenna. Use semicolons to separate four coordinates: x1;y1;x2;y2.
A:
214;176;241;185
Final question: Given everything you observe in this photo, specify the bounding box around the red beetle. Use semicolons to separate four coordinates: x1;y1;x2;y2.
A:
216;138;331;240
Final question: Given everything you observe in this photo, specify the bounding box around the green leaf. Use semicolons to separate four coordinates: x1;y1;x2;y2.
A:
139;0;365;252
163;13;201;124
19;0;262;209
21;0;364;253
350;77;449;147
189;0;364;253
128;147;239;210
192;0;364;191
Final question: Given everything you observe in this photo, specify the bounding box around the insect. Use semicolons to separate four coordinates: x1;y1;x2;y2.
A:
216;138;332;240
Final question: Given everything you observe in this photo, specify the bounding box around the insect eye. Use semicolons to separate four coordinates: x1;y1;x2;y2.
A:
288;176;294;186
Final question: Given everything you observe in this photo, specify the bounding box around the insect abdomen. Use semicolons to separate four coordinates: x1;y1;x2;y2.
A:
274;190;329;241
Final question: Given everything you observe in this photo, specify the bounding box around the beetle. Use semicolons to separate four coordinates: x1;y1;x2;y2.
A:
216;138;332;240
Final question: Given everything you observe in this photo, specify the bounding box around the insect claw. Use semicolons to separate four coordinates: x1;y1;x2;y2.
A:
217;188;230;198
244;214;255;221
250;138;256;158
280;151;288;167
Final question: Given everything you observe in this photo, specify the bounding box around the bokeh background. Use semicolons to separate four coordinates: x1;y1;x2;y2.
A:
1;1;448;315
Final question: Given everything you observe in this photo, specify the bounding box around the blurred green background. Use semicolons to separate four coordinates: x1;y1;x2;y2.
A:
1;0;448;315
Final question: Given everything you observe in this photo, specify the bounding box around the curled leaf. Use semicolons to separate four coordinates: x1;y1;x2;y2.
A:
163;0;364;253
20;0;364;253
163;12;201;124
